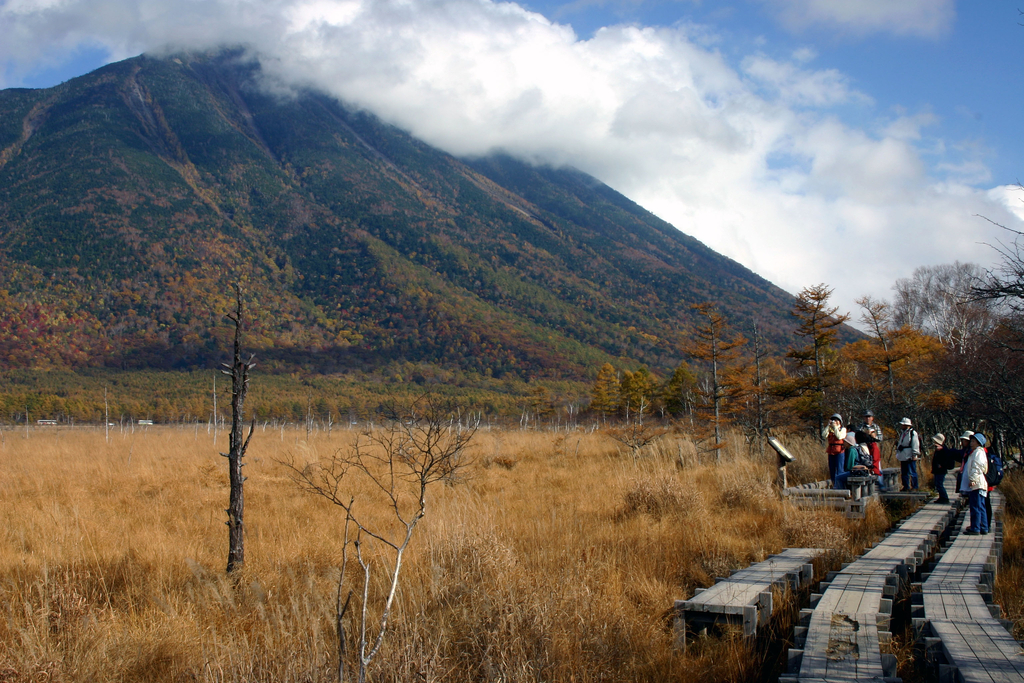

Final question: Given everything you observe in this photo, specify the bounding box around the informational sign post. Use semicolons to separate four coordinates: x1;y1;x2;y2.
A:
767;436;796;490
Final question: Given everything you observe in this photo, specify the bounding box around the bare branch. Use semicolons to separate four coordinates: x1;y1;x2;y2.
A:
286;390;477;683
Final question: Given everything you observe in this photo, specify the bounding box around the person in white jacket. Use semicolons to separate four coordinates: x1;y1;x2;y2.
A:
959;433;989;534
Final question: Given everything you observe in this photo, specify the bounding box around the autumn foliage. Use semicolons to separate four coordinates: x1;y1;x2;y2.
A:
588;271;1024;457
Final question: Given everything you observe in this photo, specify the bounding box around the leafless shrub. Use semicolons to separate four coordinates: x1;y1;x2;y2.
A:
284;392;477;683
606;420;667;462
697;550;738;580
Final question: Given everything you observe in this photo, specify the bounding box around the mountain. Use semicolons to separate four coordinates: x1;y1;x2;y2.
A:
0;51;800;379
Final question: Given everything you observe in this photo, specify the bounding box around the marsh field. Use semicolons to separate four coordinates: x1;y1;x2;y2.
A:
0;424;1021;682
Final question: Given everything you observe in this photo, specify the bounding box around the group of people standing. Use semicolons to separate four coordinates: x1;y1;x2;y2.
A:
931;430;997;535
823;411;1002;535
822;410;884;488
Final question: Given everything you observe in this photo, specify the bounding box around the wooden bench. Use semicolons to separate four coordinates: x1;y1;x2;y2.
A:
845;474;875;501
782;501;960;682
917;493;1024;683
783;480;835;495
674;547;824;649
880;467;900;491
784;477;878;519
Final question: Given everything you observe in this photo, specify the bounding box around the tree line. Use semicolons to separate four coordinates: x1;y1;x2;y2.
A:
588;241;1024;462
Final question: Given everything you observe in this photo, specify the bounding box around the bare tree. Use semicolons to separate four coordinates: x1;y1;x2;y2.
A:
286;392;477;683
686;303;747;458
972;224;1024;350
607;395;666;462
223;285;256;575
734;321;784;458
893;262;993;353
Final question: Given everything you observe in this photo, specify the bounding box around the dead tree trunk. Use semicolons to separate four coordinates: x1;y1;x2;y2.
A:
224;285;256;575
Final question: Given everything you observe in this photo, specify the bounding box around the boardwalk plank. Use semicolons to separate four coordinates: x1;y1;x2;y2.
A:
676;547;823;648
921;493;1023;683
930;619;1024;683
786;499;960;682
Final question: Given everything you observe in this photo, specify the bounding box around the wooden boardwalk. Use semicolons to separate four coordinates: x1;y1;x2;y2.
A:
674;547;824;648
783;501;959;682
784;469;900;519
917;492;1024;683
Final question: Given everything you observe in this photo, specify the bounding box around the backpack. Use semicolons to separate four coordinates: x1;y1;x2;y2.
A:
856;444;873;469
987;453;1005;486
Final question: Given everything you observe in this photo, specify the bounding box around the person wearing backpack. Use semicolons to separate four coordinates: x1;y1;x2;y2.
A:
859;410;884;487
834;431;872;489
929;433;955;504
984;440;1005;533
987;450;1005;486
895;417;921;491
834;432;855;489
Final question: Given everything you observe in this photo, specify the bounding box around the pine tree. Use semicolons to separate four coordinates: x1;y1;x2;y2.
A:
527;384;554;425
590;363;620;422
786;284;850;437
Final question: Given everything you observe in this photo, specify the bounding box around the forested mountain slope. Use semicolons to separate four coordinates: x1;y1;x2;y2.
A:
0;51;799;378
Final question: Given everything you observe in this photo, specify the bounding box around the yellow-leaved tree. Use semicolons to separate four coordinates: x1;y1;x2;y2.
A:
618;367;657;423
841;296;945;420
590;362;620;424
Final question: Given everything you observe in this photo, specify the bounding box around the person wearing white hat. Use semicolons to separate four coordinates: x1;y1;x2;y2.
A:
895;418;920;491
960;433;989;534
952;431;974;492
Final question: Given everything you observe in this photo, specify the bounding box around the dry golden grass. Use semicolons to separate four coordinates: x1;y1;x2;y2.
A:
0;425;886;682
995;469;1024;641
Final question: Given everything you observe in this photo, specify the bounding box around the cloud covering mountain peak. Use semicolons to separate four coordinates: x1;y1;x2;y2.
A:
1;0;1019;318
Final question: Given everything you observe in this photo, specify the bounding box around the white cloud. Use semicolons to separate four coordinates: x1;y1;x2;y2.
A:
882;112;937;141
0;0;1017;320
791;46;817;63
741;53;869;107
765;0;956;38
990;185;1024;224
936;160;991;186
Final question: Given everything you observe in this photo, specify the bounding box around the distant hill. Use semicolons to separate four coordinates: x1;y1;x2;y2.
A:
0;51;801;379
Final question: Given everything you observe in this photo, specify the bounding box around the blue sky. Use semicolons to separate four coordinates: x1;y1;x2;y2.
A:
2;0;1023;317
529;1;1024;184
